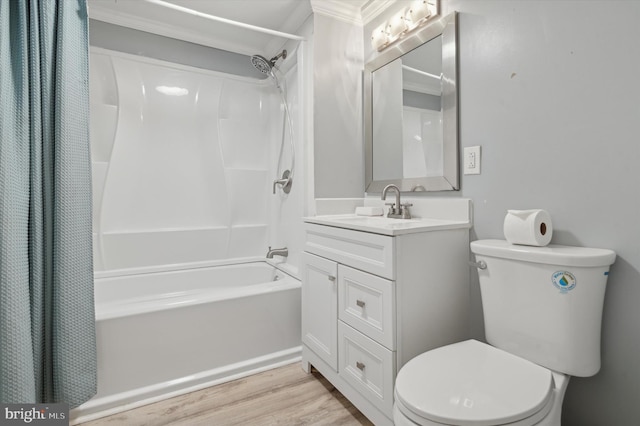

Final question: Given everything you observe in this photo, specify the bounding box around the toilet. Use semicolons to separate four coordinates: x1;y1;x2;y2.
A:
393;239;616;426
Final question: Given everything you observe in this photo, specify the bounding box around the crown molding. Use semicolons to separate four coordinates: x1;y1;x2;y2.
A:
310;0;367;26
310;0;399;27
361;0;397;25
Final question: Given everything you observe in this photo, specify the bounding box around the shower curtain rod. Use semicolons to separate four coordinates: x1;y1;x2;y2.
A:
144;0;306;42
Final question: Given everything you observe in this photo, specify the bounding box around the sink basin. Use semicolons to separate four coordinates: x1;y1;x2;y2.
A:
304;214;470;236
331;216;420;225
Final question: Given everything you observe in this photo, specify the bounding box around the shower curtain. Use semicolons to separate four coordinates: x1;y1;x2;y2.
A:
0;0;96;407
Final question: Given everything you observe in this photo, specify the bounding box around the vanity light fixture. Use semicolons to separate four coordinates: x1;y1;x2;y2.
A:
371;0;439;51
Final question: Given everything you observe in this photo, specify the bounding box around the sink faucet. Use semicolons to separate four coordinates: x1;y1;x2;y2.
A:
266;246;288;259
381;184;412;219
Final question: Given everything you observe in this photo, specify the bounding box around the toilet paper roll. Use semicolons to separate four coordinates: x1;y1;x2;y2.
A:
503;209;553;246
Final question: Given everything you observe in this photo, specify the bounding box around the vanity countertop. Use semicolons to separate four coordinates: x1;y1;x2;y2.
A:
303;214;470;236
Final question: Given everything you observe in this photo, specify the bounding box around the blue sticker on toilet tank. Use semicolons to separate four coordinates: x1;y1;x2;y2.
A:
552;271;576;293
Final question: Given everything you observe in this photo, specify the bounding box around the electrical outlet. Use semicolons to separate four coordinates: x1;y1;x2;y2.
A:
464;146;481;175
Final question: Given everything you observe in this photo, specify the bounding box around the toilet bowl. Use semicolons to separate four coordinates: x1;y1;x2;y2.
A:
393;340;569;426
393;239;615;426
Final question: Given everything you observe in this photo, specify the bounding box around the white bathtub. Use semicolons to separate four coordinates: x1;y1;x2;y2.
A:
71;261;301;423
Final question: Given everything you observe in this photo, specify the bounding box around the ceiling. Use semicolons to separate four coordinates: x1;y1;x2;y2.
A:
87;0;375;57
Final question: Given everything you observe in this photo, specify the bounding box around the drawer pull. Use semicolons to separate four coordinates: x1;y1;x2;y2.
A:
356;361;366;371
328;275;336;282
356;299;366;308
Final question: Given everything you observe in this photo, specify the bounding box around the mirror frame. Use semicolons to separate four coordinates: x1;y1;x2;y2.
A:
364;11;459;192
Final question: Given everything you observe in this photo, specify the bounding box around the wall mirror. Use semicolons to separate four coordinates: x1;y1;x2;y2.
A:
365;11;458;192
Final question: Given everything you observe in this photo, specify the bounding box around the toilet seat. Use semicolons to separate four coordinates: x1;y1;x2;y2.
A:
395;340;555;426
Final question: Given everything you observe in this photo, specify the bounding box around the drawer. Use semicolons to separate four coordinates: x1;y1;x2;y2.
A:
338;265;395;349
338;321;395;417
304;223;395;280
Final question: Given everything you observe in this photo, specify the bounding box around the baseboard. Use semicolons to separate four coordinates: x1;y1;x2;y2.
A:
70;346;302;425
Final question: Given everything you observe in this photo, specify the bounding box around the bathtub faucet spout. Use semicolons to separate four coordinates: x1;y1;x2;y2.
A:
266;246;288;259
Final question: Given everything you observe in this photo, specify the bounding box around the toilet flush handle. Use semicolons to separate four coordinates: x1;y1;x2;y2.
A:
469;260;487;270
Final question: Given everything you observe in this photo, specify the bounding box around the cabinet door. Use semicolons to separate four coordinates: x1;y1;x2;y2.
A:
302;252;338;371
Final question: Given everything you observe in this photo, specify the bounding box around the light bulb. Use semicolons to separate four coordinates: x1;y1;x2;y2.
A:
387;9;408;40
371;23;389;50
407;0;432;25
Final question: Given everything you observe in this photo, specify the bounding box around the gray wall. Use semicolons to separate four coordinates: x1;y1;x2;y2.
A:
89;19;266;78
363;1;640;424
313;14;364;198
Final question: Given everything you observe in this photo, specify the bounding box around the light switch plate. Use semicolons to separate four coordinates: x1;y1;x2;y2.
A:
464;146;481;175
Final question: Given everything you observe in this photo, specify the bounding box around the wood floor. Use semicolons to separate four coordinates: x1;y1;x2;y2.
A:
79;363;374;426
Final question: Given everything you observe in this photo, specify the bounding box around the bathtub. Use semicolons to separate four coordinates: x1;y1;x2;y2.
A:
71;261;301;423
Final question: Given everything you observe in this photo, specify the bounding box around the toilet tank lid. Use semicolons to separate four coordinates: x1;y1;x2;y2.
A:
471;239;616;267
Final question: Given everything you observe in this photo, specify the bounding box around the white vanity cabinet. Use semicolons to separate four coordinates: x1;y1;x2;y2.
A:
301;219;470;426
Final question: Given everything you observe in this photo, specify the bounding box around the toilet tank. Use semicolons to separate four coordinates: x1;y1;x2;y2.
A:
470;239;616;377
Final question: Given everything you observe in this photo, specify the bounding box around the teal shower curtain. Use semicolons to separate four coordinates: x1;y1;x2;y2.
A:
0;0;96;407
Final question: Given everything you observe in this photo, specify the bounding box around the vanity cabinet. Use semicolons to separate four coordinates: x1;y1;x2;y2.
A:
301;221;469;425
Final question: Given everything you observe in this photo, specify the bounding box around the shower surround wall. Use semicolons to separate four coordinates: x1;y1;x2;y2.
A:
79;45;304;422
90;47;288;271
269;61;304;271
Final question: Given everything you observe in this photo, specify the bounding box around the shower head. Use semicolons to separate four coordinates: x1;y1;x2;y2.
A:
251;50;287;75
251;55;273;75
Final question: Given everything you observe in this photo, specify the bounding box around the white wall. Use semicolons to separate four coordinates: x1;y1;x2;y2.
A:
313;14;364;198
268;55;305;273
361;1;640;424
90;49;277;270
89;21;306;275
